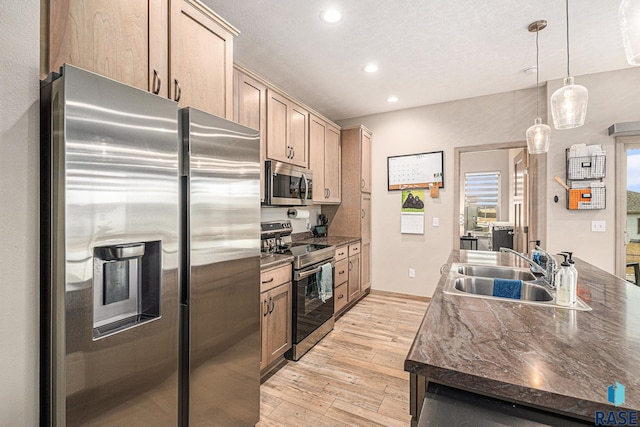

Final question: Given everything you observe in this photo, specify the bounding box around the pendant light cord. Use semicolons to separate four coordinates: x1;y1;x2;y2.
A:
536;29;540;118
565;0;570;77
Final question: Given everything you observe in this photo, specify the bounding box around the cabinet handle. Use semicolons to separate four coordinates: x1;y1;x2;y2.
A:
269;297;275;314
361;209;365;218
263;299;269;316
339;270;345;275
349;261;353;271
361;178;365;189
174;79;182;102
152;69;161;95
291;147;295;159
327;188;331;198
338;294;344;299
261;277;274;284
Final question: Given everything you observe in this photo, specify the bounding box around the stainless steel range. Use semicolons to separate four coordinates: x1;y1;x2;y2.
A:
261;221;335;360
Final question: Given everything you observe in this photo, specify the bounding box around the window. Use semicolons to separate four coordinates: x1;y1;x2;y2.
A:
464;172;501;232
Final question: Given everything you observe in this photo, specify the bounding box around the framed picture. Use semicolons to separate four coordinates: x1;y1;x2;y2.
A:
387;151;444;191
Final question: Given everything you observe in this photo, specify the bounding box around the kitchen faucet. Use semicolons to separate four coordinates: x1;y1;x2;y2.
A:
499;247;556;288
535;245;558;288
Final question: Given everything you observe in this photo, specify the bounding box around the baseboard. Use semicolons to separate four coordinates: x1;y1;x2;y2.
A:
368;289;431;303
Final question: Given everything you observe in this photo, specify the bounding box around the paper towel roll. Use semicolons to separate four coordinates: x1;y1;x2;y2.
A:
287;209;310;219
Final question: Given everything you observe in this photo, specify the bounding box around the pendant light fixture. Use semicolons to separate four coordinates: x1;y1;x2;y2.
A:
550;0;588;129
526;20;551;154
619;0;640;65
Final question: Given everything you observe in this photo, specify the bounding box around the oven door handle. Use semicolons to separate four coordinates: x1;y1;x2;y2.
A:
295;266;322;280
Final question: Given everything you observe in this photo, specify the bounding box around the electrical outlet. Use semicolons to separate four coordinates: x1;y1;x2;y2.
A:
433;217;439;227
591;220;606;232
408;268;416;278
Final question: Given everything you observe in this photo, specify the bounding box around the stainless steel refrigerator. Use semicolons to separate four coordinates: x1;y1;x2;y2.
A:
41;64;260;426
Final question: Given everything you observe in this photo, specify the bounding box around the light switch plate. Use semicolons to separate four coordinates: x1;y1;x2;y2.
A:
408;268;415;278
591;220;606;232
433;217;439;227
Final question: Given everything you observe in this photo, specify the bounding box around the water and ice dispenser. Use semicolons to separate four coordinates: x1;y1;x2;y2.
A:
92;241;162;339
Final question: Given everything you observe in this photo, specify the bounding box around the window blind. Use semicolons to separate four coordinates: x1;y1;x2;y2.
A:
465;172;500;207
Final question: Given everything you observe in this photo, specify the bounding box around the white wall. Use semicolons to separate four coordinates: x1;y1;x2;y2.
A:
0;0;40;425
545;67;640;272
339;66;640;297
338;88;538;296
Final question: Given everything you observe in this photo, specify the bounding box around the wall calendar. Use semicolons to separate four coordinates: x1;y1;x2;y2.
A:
387;151;444;191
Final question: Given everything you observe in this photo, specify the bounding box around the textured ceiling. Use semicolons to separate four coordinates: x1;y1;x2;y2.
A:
204;0;632;121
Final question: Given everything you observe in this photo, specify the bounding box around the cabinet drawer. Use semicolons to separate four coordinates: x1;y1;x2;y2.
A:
334;282;348;313
348;243;361;257
260;264;292;292
334;259;348;286
335;245;348;261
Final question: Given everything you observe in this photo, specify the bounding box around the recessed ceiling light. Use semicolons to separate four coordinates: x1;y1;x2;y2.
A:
363;64;379;73
321;9;342;23
387;96;399;103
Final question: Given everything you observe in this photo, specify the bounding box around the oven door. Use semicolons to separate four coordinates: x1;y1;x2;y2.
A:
292;259;334;344
265;161;313;206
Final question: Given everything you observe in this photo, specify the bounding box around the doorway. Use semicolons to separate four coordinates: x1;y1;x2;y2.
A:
616;137;640;285
454;142;542;254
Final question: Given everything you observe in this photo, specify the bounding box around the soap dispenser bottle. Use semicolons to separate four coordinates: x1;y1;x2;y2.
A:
530;240;547;269
562;251;578;296
555;254;575;307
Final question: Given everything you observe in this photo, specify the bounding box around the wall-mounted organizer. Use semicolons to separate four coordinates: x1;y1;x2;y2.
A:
565;145;606;210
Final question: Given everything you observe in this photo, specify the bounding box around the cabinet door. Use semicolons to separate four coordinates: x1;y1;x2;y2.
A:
361;241;371;291
235;70;267;201
170;0;234;118
266;282;292;364
289;102;309;168
361;193;371;242
260;294;269;371
361;129;372;193
48;0;159;93
309;115;327;203
347;254;361;302
266;90;290;163
324;124;341;203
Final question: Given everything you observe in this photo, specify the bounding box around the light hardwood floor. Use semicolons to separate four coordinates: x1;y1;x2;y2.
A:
257;292;429;427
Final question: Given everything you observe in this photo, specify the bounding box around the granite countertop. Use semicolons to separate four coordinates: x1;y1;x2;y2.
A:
405;249;640;420
260;253;293;271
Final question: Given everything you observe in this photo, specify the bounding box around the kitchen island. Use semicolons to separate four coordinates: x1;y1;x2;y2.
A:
405;249;640;425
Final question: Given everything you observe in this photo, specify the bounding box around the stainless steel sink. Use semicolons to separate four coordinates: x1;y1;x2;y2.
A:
443;263;592;311
453;277;553;301
456;265;537;281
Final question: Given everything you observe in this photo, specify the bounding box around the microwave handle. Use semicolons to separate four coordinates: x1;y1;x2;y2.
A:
301;172;309;200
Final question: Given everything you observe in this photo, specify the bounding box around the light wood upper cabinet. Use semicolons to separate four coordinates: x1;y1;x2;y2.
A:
47;0;165;94
310;114;341;204
266;89;308;168
170;0;235;119
234;69;267;201
361;129;372;193
44;0;236;116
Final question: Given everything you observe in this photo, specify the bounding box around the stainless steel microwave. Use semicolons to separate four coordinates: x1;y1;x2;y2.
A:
264;161;313;206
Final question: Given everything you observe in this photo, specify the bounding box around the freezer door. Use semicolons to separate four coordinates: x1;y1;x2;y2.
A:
182;108;261;426
41;64;180;426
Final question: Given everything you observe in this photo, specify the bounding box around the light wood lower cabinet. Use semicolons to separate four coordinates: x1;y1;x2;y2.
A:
347;245;361;303
361;241;371;291
260;264;292;371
